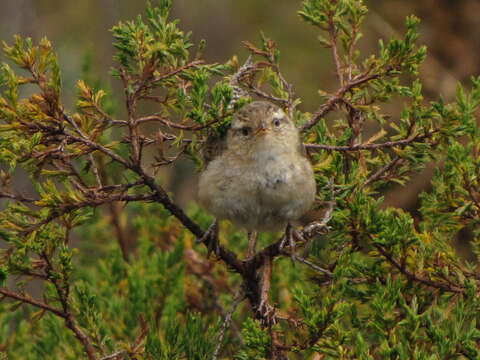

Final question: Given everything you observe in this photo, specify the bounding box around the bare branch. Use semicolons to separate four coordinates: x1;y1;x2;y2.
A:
294;257;333;277
101;351;126;360
328;17;344;86
0;191;37;203
301;69;391;132
363;155;402;187
136;114;219;130
0;287;66;318
212;290;245;360
247;85;289;106
305;131;437;152
144;60;205;91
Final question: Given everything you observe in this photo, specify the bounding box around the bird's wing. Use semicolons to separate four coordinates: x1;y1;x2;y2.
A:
201;132;228;166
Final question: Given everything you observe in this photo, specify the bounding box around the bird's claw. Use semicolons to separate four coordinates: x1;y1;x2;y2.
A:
280;223;304;261
196;220;220;258
256;300;277;327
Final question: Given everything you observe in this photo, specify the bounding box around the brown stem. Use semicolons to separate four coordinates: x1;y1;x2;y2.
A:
212;291;245;360
373;244;464;293
0;287;98;359
301;69;391;132
363;155;402;187
0;191;37;203
247;86;289;106
259;257;272;316
305;131;436;152
0;287;66;318
329;20;344;86
42;251;98;360
64;314;99;360
108;202;130;262
23;193;156;234
138;170;245;274
135;115;219;130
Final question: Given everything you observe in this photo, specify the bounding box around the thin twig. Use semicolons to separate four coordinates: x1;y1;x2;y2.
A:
22;192;156;234
301;69;391;132
328;16;344;86
136;114;219;130
100;351;127;360
373;244;464;293
294;257;333;277
41;252;98;360
305;131;436;152
363;155;402;187
0;191;37;203
212;291;245;360
65;128;131;169
0;287;66;318
146;60;205;90
89;154;103;187
108;202;130;262
248;86;289;106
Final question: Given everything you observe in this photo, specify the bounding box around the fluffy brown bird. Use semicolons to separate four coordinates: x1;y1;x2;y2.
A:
198;101;316;232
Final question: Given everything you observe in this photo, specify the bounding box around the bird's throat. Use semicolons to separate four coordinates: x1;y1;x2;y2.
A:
250;142;293;164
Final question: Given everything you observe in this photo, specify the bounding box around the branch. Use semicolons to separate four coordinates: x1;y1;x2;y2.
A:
328;14;344;86
212;290;245;360
0;285;98;360
0;287;66;318
65;129;131;169
146;60;205;90
247;85;289;106
23;192;156;234
250;201;334;268
0;191;37;203
301;69;391;132
41;251;98;360
101;351;126;360
305;131;437;152
363;155;402;187
135;114;219;130
294;257;333;278
373;244;464;293
138;170;245;274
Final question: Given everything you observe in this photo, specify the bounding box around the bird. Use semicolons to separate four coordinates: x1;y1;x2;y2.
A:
198;101;316;235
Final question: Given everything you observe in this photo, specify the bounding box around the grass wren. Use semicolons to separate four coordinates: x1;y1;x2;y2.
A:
198;101;316;232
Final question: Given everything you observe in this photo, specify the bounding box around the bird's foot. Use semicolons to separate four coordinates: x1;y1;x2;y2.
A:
196;219;220;257
280;223;299;261
256;300;277;327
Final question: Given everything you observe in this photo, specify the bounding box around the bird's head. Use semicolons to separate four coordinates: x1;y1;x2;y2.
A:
227;101;299;155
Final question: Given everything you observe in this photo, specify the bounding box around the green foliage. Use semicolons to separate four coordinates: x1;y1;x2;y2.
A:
0;0;479;359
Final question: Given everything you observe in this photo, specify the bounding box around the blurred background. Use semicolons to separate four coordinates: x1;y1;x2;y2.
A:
1;0;479;241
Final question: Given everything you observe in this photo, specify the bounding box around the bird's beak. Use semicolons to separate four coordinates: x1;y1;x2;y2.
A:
254;123;267;136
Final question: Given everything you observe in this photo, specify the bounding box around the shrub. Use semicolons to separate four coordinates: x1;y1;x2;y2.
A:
0;0;479;359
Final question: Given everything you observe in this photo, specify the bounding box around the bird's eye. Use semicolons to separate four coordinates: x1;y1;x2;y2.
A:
241;127;251;136
273;118;282;127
